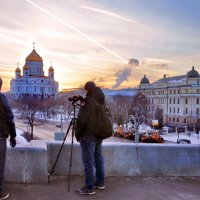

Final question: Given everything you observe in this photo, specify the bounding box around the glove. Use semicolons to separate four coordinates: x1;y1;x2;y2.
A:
76;135;81;142
10;137;16;148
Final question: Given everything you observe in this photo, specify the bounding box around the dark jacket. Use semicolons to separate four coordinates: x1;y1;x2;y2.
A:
75;87;105;140
0;93;16;138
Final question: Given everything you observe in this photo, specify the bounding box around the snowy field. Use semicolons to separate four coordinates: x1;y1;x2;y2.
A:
163;133;200;144
13;128;200;146
9;129;29;146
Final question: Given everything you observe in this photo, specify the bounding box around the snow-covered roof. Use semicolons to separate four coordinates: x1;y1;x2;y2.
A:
103;89;137;97
151;75;186;87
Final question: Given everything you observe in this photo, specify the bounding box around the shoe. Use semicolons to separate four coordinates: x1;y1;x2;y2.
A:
76;187;96;195
94;182;106;190
0;192;9;200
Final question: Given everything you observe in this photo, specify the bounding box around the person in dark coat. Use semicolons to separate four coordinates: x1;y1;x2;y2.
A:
75;81;105;195
0;77;16;200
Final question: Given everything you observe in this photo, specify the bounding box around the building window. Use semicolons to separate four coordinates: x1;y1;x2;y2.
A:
177;118;179;122
196;108;199;115
173;108;175;113
169;117;171;122
177;107;179;113
173;98;176;104
184;119;186;123
170;107;172;113
185;98;188;104
197;98;199;104
185;108;188;114
173;117;175;122
177;98;180;104
170;98;172;104
174;90;176;94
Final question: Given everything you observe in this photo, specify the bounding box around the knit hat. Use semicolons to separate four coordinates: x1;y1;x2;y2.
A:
0;77;2;89
84;81;96;91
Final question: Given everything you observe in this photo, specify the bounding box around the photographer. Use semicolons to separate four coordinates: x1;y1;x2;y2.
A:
0;77;16;200
75;81;105;195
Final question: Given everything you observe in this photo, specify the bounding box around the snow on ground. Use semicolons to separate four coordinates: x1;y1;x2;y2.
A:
163;133;200;144
16;128;29;145
7;128;28;147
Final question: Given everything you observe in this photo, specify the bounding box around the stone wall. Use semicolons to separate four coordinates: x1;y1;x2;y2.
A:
5;141;200;183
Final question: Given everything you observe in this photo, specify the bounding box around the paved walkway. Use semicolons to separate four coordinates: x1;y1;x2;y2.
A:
5;176;200;200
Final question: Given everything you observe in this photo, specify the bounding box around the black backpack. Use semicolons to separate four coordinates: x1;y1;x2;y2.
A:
93;100;113;140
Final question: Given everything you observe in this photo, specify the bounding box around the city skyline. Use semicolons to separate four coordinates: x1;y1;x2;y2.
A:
0;0;200;92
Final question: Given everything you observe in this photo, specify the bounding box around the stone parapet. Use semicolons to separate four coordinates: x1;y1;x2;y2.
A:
47;142;200;177
5;141;200;184
5;140;48;183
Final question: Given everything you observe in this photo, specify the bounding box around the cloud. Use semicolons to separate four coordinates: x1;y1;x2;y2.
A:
92;77;106;83
24;0;127;63
112;58;140;89
111;58;139;89
128;59;139;66
112;68;132;89
141;58;169;69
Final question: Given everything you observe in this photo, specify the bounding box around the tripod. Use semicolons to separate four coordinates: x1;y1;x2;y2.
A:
48;102;78;192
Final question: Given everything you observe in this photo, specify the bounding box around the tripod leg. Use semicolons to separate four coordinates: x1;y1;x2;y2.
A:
48;118;74;182
67;117;76;191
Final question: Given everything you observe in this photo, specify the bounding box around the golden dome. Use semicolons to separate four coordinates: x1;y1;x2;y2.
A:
48;66;54;72
26;49;43;62
15;67;21;72
23;65;29;70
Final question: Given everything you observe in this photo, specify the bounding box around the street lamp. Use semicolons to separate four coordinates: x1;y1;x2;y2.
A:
130;108;145;143
60;105;64;133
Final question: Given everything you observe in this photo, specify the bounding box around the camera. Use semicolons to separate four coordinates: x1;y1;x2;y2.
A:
68;95;84;103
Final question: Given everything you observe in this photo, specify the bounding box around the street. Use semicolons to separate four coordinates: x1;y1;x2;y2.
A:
14;116;132;143
15;117;72;140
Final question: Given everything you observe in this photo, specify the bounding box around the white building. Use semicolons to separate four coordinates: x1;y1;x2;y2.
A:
138;67;200;127
10;47;59;99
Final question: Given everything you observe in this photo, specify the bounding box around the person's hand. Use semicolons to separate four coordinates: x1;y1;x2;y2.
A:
75;135;81;143
10;137;16;148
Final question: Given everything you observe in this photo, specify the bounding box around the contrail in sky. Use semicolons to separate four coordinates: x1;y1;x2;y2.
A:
24;0;127;63
81;5;134;23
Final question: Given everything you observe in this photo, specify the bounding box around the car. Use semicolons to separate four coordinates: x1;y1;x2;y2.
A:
56;123;62;128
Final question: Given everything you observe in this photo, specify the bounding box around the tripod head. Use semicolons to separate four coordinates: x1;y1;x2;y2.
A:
68;95;84;103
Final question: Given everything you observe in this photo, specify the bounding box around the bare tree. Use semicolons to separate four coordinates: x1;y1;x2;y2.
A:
16;96;42;140
154;106;163;129
107;95;132;126
129;92;149;123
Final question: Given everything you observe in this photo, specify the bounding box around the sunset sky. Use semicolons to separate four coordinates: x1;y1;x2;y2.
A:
0;0;200;92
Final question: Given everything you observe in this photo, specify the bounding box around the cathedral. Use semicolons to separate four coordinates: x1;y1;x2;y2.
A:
10;47;59;99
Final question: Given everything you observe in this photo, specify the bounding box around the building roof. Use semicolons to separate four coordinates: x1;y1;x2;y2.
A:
48;66;54;72
26;49;43;62
15;67;21;72
103;88;137;97
151;75;186;86
140;75;150;84
187;66;199;78
23;65;29;70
